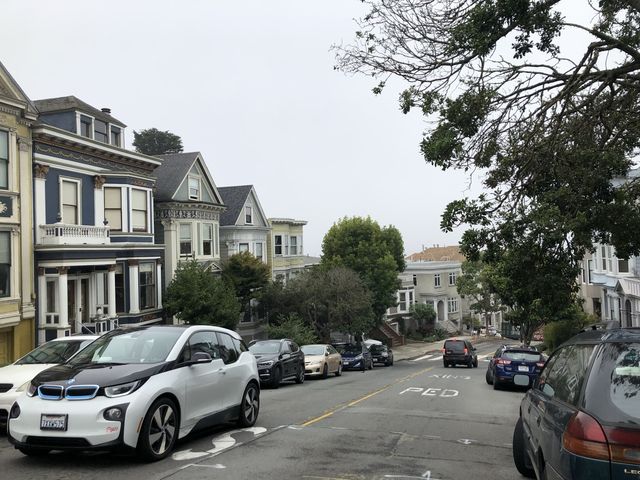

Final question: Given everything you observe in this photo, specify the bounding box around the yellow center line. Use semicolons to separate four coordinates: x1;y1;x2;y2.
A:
301;365;434;427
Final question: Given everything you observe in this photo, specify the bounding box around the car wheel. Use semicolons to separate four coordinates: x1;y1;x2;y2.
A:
513;417;536;478
473;359;478;368
137;397;179;462
295;365;305;384
322;363;329;379
17;447;50;457
271;366;282;389
335;363;342;376
368;359;373;370
467;359;473;369
237;382;260;427
485;369;493;385
443;361;448;368
493;378;501;390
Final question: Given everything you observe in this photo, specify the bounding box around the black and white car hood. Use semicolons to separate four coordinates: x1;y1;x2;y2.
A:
31;362;169;388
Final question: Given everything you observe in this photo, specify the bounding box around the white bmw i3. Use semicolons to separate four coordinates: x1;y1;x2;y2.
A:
8;325;260;461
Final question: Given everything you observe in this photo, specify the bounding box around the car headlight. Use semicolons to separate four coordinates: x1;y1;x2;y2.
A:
258;360;274;368
104;380;141;398
381;352;388;357
355;354;363;360
26;382;37;397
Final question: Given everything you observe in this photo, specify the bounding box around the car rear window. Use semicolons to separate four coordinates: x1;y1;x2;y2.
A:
503;351;542;362
445;341;465;352
583;342;640;425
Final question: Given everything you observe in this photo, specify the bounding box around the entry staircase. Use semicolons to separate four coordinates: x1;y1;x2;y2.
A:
370;321;406;347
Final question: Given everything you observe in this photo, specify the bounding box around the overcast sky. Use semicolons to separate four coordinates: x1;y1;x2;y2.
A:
2;0;477;256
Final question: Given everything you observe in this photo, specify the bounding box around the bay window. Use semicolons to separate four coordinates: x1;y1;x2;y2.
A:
202;224;213;256
0;232;10;297
131;189;148;232
0;130;8;189
139;263;156;310
104;187;122;231
180;224;192;256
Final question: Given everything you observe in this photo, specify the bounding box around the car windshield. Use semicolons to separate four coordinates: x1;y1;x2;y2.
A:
503;351;542;362
343;344;363;354
369;345;386;353
249;341;281;354
15;340;89;365
301;345;325;356
584;342;640;423
68;328;183;365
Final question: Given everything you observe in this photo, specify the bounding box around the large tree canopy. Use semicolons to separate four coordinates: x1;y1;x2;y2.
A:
335;0;640;260
321;217;405;320
133;128;184;156
223;251;271;308
336;1;640;334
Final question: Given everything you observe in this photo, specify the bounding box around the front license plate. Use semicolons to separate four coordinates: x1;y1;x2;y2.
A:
518;365;529;372
40;414;67;431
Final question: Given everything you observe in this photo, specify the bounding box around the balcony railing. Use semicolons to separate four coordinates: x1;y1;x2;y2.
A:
39;224;110;245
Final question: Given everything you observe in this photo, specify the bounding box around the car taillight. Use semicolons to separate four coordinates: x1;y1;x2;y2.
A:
535;362;545;368
464;348;468;354
563;411;610;461
604;426;640;465
497;359;511;365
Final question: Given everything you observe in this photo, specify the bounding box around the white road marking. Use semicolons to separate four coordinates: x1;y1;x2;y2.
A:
189;464;227;469
427;355;443;361
411;354;433;362
457;438;475;445
171;427;267;461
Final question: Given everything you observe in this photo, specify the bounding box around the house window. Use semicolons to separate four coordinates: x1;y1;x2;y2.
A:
588;259;593;284
104;187;122;231
188;177;200;200
94;119;108;143
139;262;156;310
61;179;80;224
239;243;249;253
290;236;298;255
449;272;457;286
214;224;219;256
115;263;125;313
202;224;213;256
0;232;10;297
131;189;148;232
245;206;252;224
434;274;441;288
180;224;192;256
399;292;407;311
618;258;629;273
254;242;263;261
110;127;121;147
80;115;92;138
274;235;283;255
448;297;459;313
0;130;8;189
284;235;289;256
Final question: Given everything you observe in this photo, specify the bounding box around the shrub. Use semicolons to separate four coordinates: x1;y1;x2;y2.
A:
267;313;318;346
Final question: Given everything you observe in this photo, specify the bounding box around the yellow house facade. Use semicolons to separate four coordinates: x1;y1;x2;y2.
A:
0;62;37;365
267;218;307;282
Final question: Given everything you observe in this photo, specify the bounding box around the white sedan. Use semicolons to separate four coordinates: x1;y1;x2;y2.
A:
8;325;260;461
0;335;98;430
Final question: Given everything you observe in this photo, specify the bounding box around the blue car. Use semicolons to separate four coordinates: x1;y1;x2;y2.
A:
513;326;640;479
485;345;545;390
340;344;373;371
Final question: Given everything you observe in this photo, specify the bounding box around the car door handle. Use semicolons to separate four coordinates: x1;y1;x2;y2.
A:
217;368;226;375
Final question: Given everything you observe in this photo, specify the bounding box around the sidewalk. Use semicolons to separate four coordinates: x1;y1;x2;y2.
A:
393;334;492;361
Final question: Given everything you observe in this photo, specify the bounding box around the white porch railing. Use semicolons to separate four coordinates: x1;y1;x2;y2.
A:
39;224;110;245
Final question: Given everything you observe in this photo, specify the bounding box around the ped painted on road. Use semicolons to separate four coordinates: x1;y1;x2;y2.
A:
399;387;459;398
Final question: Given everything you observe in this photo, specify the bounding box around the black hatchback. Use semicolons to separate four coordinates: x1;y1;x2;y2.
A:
513;326;640;479
442;339;478;368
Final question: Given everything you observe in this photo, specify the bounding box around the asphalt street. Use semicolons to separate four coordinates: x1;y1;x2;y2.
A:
0;338;525;480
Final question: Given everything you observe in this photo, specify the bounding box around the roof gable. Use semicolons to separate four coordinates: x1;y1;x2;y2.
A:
0;61;37;117
33;96;125;127
154;152;223;204
218;185;269;227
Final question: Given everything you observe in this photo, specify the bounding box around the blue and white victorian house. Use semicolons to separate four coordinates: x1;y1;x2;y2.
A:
31;97;164;343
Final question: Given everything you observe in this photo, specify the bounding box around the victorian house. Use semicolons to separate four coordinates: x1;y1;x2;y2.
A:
218;185;270;265
153;152;225;287
32;96;165;343
0;62;37;364
267;218;307;283
218;185;271;341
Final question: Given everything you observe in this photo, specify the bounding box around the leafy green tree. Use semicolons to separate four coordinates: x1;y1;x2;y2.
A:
410;303;437;333
456;259;503;332
164;261;240;329
223;251;271;311
267;313;318;346
321;217;405;320
133;128;183;156
336;1;640;340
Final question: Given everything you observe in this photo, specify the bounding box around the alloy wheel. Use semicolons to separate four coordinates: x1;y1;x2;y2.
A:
241;384;260;426
148;404;176;456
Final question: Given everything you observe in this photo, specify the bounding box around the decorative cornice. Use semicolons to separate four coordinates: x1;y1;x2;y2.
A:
58;266;69;275
0;105;20;117
155;204;221;221
33;163;49;179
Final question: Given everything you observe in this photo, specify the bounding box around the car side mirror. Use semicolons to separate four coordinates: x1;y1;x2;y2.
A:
189;352;213;365
325;352;329;357
473;347;477;351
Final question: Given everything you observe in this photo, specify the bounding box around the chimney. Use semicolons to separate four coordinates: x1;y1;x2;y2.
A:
101;107;111;114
